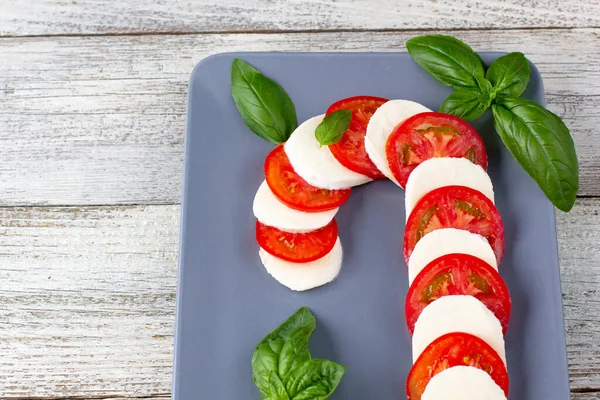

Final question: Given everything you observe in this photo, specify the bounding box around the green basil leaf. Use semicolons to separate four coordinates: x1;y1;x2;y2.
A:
406;35;486;90
278;326;313;381
253;339;285;396
252;308;316;395
474;74;493;94
231;58;297;144
268;372;291;400
315;110;352;146
439;89;489;121
258;307;316;347
486;52;531;98
492;98;578;211
284;359;346;400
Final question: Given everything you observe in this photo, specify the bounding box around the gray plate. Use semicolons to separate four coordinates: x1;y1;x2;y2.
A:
174;52;569;400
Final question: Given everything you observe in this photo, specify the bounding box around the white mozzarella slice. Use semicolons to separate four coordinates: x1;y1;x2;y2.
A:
422;366;507;400
253;180;337;233
284;115;371;189
258;237;343;291
364;99;431;185
408;228;497;284
413;295;506;364
405;157;495;220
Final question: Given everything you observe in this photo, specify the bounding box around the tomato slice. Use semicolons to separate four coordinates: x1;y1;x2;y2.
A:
404;185;504;263
386;112;487;187
405;253;511;334
264;145;351;212
256;219;338;263
406;332;509;400
327;96;388;179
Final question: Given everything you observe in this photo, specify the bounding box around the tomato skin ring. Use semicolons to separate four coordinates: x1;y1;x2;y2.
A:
406;332;509;400
256;219;338;263
327;96;389;179
403;185;505;264
405;253;511;334
264;145;351;212
386;112;488;188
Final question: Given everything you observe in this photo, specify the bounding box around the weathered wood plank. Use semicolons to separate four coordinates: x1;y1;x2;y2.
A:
1;28;599;207
1;199;599;397
2;0;600;37
572;394;600;400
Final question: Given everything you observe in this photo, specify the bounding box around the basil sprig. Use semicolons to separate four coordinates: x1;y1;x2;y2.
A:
231;59;297;144
252;307;346;400
315;110;352;146
407;35;579;212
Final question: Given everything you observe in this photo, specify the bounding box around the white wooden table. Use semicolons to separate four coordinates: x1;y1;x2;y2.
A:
1;1;599;399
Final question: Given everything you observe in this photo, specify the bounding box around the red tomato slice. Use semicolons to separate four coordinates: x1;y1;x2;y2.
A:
386;112;487;187
327;96;388;179
405;253;511;334
406;332;509;400
264;145;351;212
404;185;504;263
256;219;338;263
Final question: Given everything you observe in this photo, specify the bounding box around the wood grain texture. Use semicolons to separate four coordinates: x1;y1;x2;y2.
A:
1;28;600;207
2;0;600;37
1;200;599;397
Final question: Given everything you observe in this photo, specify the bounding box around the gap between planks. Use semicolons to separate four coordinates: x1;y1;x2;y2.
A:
2;24;600;40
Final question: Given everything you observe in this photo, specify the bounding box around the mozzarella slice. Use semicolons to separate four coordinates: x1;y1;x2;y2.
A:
422;366;507;400
413;295;506;364
284;115;371;189
253;180;337;233
364;99;431;185
258;237;343;291
405;157;494;220
408;228;497;284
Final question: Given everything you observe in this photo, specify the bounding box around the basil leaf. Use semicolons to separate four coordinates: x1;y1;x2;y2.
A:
231;58;297;144
492;98;578;211
253;339;285;396
475;74;493;94
252;308;316;395
315;110;352;146
258;307;316;347
486;52;531;98
278;326;313;381
406;35;486;90
269;372;291;400
439;89;489;121
284;359;346;400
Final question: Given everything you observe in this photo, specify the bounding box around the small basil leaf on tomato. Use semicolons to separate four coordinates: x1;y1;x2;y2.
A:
406;35;486;90
439;89;489;121
231;58;297;144
486;52;531;98
284;359;347;399
492;98;578;211
315;109;352;146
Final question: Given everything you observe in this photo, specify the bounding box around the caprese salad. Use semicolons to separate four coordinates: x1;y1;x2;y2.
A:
244;94;510;397
234;34;578;400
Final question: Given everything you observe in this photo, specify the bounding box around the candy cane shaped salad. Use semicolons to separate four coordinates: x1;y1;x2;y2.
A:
230;35;578;400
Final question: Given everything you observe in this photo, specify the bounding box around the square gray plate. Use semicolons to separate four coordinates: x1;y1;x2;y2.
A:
174;52;570;400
